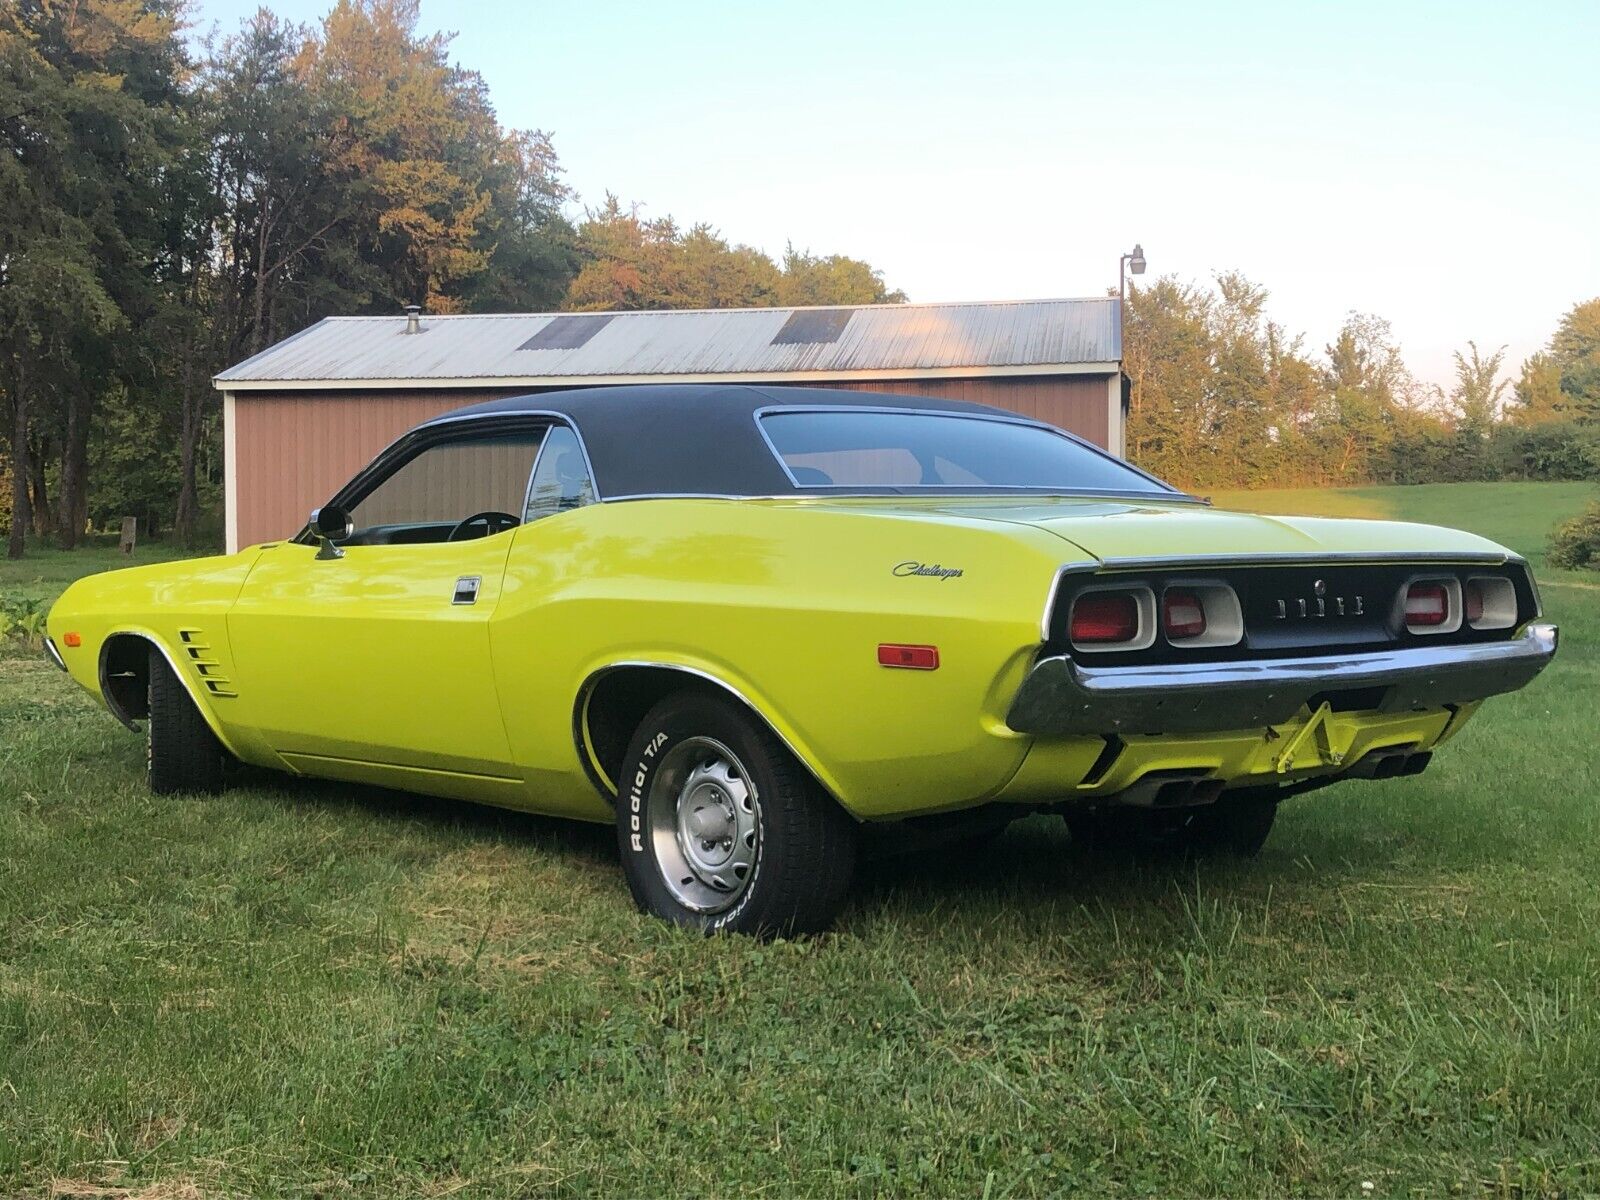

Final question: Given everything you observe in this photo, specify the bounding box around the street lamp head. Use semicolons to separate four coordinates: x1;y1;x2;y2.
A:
1129;244;1146;275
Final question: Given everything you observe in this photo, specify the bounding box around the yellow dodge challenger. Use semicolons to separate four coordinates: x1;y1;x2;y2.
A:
45;385;1558;935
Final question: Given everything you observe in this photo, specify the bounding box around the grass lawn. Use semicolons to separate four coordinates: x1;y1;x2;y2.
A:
1;485;1597;1198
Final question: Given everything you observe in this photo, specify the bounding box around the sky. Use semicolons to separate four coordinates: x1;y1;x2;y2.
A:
183;0;1599;394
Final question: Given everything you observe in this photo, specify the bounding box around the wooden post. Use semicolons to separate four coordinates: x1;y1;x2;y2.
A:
119;517;137;555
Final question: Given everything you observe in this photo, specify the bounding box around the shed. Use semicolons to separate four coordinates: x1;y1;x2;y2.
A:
213;296;1124;552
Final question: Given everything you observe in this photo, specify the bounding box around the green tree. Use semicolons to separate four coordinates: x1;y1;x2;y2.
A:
566;202;901;312
0;0;176;557
1549;298;1600;417
1508;351;1566;424
776;244;906;306
458;128;578;312
1450;340;1508;437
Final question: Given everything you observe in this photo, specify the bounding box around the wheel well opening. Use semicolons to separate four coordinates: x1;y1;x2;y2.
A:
101;634;153;724
578;667;723;798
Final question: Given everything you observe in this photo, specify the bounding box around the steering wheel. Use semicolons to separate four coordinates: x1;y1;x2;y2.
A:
446;510;520;542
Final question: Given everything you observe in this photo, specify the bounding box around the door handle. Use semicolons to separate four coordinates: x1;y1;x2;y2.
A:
452;576;481;605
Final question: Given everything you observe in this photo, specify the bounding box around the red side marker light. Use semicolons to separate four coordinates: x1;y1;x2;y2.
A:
1070;593;1140;644
63;632;82;648
1404;582;1449;627
878;643;939;670
1162;590;1207;640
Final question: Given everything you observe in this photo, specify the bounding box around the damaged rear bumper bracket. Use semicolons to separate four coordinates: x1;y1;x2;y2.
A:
1006;623;1559;737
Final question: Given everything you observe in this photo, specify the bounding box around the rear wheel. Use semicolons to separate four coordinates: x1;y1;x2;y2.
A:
147;648;226;795
615;692;856;936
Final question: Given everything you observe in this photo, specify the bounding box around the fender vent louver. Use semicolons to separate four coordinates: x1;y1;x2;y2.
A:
178;627;237;698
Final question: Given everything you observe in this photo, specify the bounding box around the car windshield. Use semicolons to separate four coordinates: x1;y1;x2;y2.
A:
760;410;1176;494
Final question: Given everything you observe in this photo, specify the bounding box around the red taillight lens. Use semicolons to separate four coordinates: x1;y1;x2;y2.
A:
1465;581;1484;624
1162;590;1207;640
1071;592;1140;643
1405;582;1449;627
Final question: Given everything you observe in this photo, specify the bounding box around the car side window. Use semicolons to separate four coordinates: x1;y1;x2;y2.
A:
523;425;595;523
349;431;544;539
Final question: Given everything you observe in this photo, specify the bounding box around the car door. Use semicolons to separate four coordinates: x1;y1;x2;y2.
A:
225;422;548;787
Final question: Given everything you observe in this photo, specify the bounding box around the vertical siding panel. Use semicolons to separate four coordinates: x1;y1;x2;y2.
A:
231;378;1118;548
234;386;536;547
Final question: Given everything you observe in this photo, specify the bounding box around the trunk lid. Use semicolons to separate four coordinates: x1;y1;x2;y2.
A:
802;495;1510;563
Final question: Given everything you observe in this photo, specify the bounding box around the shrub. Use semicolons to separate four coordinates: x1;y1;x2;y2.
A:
1548;500;1600;571
1489;421;1600;482
0;594;47;647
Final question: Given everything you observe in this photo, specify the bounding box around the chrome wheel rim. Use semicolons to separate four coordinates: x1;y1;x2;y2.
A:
647;736;760;913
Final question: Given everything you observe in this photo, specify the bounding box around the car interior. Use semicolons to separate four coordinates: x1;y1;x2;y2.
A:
334;424;595;546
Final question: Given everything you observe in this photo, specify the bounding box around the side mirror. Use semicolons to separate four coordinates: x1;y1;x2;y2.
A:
310;505;352;559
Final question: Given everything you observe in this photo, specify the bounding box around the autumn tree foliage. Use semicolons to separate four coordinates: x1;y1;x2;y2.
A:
565;196;904;312
1124;281;1600;492
0;1;1594;552
0;0;904;553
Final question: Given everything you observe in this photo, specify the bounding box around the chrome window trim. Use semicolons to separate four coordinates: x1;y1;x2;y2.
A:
594;487;1201;504
751;403;1191;499
296;410;601;544
520;425;558;522
414;408;604;503
519;421;598;524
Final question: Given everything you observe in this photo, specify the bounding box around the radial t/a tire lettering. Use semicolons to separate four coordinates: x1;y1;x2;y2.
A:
616;691;856;936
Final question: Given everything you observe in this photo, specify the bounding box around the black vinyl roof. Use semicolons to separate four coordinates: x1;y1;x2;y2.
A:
427;383;1022;499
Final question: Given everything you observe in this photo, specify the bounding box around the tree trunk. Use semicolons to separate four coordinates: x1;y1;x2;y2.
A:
28;436;50;537
8;360;30;560
251;214;270;354
174;356;201;547
58;392;90;549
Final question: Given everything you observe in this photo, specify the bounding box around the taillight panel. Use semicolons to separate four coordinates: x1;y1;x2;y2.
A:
1161;582;1244;648
1402;578;1462;635
1162;590;1206;640
1465;575;1517;630
1047;561;1538;665
1068;586;1156;653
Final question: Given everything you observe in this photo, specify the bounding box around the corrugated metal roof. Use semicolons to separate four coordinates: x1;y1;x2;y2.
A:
215;297;1121;389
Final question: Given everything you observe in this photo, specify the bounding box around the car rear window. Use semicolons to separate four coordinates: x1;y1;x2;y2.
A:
759;410;1173;494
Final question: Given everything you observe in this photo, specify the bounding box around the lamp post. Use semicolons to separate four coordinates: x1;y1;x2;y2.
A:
1118;243;1146;306
1116;244;1146;462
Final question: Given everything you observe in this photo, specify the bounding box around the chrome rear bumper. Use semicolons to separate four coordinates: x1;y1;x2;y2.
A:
1006;623;1559;736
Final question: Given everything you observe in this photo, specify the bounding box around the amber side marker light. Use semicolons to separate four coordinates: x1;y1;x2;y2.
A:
63;632;82;648
878;644;939;670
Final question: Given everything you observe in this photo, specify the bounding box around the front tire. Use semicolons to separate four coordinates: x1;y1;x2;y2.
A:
147;648;226;795
616;691;856;936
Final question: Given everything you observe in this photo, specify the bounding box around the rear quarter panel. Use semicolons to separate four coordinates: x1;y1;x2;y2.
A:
492;499;1075;819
